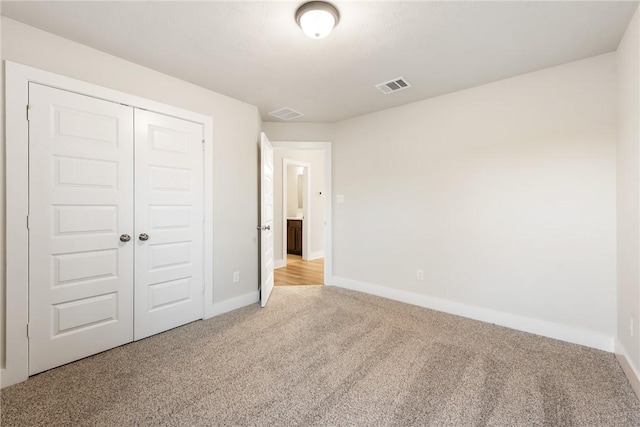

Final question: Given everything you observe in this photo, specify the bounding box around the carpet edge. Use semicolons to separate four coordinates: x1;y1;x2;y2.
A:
328;276;614;352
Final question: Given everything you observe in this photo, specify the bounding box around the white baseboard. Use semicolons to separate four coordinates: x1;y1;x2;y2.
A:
615;339;640;400
205;291;259;318
275;259;286;269
328;276;614;352
308;251;324;261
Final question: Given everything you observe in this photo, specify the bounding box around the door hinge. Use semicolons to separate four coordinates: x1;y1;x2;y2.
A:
26;215;30;230
202;139;205;151
27;323;31;338
26;105;31;121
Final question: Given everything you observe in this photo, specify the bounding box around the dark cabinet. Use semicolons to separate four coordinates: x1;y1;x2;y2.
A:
287;219;302;255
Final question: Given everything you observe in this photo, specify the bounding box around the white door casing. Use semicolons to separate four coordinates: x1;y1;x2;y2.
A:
28;83;135;375
134;109;204;340
260;132;275;307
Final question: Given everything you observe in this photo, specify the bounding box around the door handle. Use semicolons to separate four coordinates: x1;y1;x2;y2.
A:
120;234;131;242
139;233;149;241
256;225;271;231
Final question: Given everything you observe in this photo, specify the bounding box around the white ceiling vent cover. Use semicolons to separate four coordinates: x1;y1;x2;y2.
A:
268;107;304;121
375;77;412;95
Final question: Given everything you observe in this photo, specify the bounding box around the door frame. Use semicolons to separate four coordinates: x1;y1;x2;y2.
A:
282;159;311;264
3;61;214;388
271;141;332;285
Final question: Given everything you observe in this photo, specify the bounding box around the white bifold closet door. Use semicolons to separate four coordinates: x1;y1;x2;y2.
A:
134;110;204;340
28;83;204;375
28;83;135;375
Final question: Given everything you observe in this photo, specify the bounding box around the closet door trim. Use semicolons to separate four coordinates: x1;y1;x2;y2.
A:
4;61;214;388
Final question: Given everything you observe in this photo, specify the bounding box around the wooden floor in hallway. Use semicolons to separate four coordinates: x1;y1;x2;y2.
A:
275;254;324;286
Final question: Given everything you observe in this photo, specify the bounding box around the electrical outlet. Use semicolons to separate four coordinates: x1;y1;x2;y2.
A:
233;272;240;283
416;270;424;281
630;317;634;337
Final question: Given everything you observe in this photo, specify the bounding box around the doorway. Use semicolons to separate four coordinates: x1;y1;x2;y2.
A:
272;146;328;286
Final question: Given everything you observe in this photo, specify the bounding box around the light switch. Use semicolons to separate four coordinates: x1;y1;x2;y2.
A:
337;194;345;204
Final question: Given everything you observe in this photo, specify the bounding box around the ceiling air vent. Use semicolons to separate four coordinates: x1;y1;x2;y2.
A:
268;107;304;121
375;77;412;95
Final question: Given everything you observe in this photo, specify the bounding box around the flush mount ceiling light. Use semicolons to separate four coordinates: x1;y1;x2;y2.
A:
295;1;340;39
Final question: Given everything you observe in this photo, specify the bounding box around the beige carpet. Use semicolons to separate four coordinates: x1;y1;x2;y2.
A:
2;286;639;426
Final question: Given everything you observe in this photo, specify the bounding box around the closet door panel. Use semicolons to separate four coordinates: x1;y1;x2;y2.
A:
28;83;134;375
134;109;204;340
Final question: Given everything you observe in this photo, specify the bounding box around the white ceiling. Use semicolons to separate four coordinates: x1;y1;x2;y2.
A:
2;1;638;123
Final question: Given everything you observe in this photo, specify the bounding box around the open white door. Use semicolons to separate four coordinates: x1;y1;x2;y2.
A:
259;132;275;307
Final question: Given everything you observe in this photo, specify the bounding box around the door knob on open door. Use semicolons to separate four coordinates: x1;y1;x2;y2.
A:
120;234;131;242
139;233;149;241
256;225;271;231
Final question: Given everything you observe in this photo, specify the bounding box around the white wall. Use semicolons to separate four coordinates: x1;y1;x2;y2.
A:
332;53;617;344
617;6;640;380
1;18;261;370
274;149;326;264
287;166;302;218
263;122;334;142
